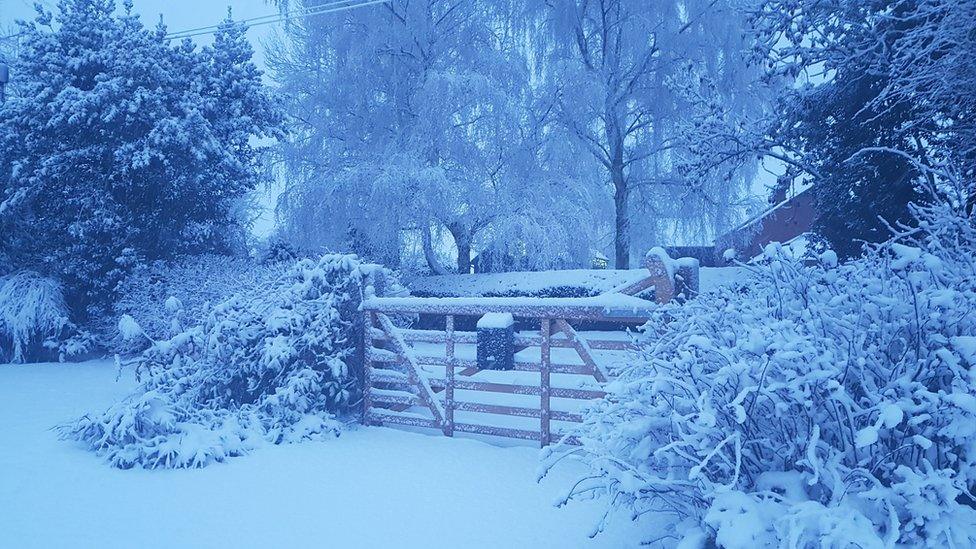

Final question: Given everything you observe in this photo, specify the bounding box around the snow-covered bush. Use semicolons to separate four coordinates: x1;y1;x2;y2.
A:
549;202;976;547
111;254;287;352
258;238;308;265
62;255;389;469
0;2;282;317
0;271;71;363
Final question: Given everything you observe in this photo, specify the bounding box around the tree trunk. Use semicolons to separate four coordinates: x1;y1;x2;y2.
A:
448;224;473;274
421;225;450;276
456;238;472;274
605;97;630;269
612;164;630;269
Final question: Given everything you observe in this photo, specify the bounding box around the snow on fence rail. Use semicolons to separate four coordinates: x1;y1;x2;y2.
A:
360;296;656;446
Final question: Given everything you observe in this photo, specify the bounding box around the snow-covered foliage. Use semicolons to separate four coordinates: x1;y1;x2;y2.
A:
691;0;975;257
0;1;282;317
270;1;607;273
62;255;388;469
532;0;765;267
0;271;70;363
111;254;288;352
550;202;976;546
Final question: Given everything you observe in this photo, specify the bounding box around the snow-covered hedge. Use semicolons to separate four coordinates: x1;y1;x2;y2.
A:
62;255;388;469
110;254;288;352
0;271;72;363
549;203;976;547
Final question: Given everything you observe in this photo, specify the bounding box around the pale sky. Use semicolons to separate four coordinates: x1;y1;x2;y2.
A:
1;0;279;53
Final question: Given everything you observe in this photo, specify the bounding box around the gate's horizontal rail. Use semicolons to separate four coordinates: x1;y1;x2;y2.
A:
370;371;605;400
368;353;594;375
367;409;439;429
370;328;635;351
453;423;539;441
362;296;655;322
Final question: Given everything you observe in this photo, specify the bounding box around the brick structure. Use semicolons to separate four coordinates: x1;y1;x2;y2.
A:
716;185;817;262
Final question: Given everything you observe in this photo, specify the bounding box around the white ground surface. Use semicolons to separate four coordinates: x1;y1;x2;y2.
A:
0;360;647;549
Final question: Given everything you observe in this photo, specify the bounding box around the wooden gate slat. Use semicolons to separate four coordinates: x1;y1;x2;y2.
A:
375;312;447;433
554;319;611;383
453;423;540;441
368;410;440;430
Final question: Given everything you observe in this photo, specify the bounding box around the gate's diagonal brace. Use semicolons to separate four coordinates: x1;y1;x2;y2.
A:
555;319;610;383
375;313;448;433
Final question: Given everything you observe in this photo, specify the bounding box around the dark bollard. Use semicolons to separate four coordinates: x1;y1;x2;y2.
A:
674;258;701;302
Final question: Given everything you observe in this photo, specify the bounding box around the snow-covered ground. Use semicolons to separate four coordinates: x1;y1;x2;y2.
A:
408;267;747;297
0;360;647;549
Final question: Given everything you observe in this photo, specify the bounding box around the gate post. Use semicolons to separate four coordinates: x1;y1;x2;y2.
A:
445;315;455;437
540;318;551;447
361;312;375;425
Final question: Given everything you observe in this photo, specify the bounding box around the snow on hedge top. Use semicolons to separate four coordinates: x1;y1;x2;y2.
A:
477;312;514;329
365;293;657;309
408;267;747;298
362;294;661;321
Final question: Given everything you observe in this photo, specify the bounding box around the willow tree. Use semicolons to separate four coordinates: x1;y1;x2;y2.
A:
270;0;595;273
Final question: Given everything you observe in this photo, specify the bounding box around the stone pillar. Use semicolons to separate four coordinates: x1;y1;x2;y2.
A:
477;313;515;370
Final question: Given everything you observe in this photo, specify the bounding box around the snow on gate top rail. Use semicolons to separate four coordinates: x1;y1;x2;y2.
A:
361;294;657;322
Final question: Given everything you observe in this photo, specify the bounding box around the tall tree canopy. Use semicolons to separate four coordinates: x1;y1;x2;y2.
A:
531;0;765;267
270;0;764;272
271;0;598;274
0;0;282;316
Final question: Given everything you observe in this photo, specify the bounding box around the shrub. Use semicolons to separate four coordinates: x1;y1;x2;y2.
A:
546;202;976;547
62;254;389;469
0;271;71;363
109;254;287;353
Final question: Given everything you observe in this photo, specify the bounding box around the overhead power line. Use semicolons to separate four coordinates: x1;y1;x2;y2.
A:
0;0;389;43
165;0;390;40
164;0;364;39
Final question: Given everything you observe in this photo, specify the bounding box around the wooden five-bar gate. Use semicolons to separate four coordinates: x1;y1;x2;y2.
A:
360;296;655;446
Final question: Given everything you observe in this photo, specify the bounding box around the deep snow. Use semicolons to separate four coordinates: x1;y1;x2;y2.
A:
0;360;647;548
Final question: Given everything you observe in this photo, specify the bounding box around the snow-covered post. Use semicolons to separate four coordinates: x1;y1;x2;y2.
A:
540;318;552;448
445;315;456;437
476;313;515;371
361;312;377;425
644;248;675;304
674;257;701;302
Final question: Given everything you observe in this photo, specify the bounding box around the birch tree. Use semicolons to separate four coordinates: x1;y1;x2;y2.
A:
534;0;762;267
